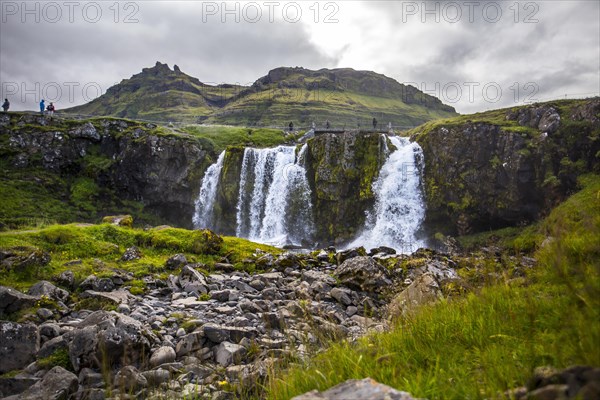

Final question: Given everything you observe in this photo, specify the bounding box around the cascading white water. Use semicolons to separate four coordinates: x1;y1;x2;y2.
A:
236;145;314;246
348;136;427;253
192;151;225;229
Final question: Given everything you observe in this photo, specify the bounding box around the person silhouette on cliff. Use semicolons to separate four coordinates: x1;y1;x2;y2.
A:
39;99;45;115
46;102;55;120
1;99;8;113
372;117;378;129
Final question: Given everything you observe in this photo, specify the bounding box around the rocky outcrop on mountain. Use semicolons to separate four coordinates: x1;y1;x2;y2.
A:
416;99;600;235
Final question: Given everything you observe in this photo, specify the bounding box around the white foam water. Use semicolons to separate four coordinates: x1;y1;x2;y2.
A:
192;150;226;229
348;136;427;253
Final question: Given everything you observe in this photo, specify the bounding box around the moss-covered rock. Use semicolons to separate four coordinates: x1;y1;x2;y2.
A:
414;98;600;235
211;146;245;235
304;132;389;245
0;113;214;229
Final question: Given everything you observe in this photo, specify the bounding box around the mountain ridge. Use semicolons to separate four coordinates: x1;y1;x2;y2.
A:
67;62;457;126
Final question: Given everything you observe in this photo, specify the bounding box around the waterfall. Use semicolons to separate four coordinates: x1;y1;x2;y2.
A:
236;145;314;246
192;151;225;230
348;136;427;253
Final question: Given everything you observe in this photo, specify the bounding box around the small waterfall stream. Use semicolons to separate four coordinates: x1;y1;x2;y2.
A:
194;145;314;246
240;144;314;245
192;151;225;230
347;136;427;253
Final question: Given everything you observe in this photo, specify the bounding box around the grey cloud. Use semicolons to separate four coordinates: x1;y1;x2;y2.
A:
0;1;337;110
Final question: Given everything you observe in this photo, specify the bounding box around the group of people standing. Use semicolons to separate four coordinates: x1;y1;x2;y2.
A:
39;100;56;118
0;98;56;119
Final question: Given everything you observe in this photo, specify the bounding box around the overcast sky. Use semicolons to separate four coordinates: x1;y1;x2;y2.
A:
1;0;599;114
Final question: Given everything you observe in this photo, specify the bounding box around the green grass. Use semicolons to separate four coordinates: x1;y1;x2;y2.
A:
0;223;281;291
264;174;600;399
181;125;300;153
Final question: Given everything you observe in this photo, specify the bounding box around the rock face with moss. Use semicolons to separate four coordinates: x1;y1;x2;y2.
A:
305;132;389;245
415;98;600;235
0;113;213;228
211;147;245;234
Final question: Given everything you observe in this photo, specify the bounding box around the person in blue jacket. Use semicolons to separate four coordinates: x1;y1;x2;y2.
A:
39;99;45;115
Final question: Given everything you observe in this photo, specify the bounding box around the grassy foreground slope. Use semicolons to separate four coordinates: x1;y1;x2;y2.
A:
0;223;280;292
265;175;600;399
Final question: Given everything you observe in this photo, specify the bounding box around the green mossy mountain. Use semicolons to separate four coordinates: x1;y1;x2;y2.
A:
66;63;457;126
67;62;242;122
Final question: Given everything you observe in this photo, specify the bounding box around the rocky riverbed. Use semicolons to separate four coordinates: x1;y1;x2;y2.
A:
0;243;464;400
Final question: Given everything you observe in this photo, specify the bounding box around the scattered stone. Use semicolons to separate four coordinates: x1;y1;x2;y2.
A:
28;280;69;301
334;256;391;292
114;365;148;392
55;270;75;289
150;346;176;368
336;247;366;264
330;287;353;306
388;273;442;318
0;321;39;373
142;369;171;388
215;342;247;367
166;253;188;270
10;366;78;400
0;285;38;318
121;246;142;261
0;376;39;398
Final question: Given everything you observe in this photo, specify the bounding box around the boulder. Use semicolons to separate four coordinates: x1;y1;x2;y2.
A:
330;287;353;306
179;265;208;295
0;376;39;398
165;253;187;270
214;342;247;367
70;121;101;141
54;270;75;290
142;369;171;388
0;248;51;271
0;322;39;373
79;289;131;305
69;325;100;372
114;365;147;392
0;286;38;318
334;257;391;292
28;280;69;301
101;214;133;227
121;246;142;261
388;273;442;319
291;378;420;400
149;346;176;368
37;335;68;359
9;366;77;400
336;247;366;264
175;332;205;357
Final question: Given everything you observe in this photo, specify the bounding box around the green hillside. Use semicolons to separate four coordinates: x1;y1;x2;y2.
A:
65;64;457;126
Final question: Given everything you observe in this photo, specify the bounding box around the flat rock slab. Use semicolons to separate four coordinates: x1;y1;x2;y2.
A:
80;289;132;304
291;378;421;400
